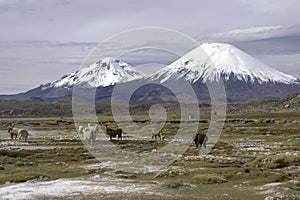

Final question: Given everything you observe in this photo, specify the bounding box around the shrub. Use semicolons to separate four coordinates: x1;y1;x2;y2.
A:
254;155;300;169
0;171;47;184
15;161;25;167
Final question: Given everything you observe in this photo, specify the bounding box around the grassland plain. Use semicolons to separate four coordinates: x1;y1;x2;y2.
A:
0;112;299;199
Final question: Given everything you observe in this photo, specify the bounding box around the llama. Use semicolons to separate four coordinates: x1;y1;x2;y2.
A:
8;128;29;141
78;125;85;137
193;133;208;149
8;128;18;139
152;130;165;142
18;129;29;142
105;124;122;140
88;123;99;142
83;127;95;145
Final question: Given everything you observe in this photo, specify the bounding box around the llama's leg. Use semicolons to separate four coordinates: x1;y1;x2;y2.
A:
195;141;199;149
203;136;208;149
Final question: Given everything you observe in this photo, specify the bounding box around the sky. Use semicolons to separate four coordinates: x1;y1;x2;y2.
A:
0;0;300;94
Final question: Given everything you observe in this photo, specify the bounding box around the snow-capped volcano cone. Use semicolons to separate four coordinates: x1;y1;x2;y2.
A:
151;43;298;84
43;57;144;89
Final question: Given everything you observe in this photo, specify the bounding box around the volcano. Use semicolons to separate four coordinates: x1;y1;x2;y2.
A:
148;43;300;100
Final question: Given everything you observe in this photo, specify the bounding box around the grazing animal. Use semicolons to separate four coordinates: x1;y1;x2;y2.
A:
193;133;208;149
152;131;165;142
78;125;85;137
79;124;99;145
105;124;122;140
18;129;29;142
88;123;99;142
83;127;95;145
8;128;19;139
8;128;29;141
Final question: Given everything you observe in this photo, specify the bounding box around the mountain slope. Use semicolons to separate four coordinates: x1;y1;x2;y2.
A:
43;57;144;89
150;43;298;84
0;58;144;100
148;43;299;100
0;43;299;101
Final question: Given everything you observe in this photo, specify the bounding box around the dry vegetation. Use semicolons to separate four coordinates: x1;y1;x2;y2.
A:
0;109;299;199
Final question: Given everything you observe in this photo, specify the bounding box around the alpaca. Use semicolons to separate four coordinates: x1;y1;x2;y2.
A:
193;133;208;149
105;124;122;140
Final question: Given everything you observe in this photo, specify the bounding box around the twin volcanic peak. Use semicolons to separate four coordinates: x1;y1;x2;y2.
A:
44;43;298;90
42;57;145;90
150;43;298;84
3;42;298;100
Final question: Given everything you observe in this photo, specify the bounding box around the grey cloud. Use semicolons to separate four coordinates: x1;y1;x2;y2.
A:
0;67;13;72
0;0;300;94
232;35;300;55
0;40;98;49
0;0;72;10
205;25;300;42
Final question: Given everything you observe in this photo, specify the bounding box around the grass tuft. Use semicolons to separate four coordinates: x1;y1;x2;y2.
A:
254;155;300;169
191;174;227;184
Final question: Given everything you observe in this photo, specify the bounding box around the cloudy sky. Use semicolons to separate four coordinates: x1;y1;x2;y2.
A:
0;0;300;94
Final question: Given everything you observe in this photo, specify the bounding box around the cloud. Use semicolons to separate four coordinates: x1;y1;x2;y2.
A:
254;53;300;78
237;0;299;13
0;67;12;72
206;25;300;42
0;0;300;94
0;40;98;49
0;0;36;7
232;35;300;55
0;0;71;8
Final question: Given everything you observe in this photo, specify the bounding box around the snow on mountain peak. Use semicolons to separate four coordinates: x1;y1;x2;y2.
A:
43;57;144;89
43;43;298;92
151;43;297;84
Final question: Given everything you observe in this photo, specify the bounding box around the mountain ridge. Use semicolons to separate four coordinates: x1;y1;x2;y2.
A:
42;57;145;90
0;43;299;101
149;43;298;84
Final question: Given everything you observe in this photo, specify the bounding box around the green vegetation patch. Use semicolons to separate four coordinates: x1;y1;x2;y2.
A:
191;174;228;184
0;170;47;184
254;155;300;169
